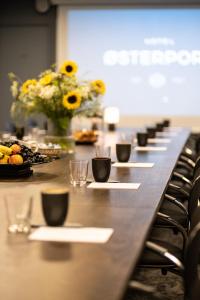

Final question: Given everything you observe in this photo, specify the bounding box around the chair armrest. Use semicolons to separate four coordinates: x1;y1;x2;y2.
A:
164;193;189;220
146;241;184;271
156;212;188;250
183;146;194;157
175;161;194;175
167;183;190;198
179;155;195;168
172;171;192;187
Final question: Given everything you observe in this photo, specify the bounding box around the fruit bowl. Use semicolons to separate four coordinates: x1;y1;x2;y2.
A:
0;161;33;178
0;141;56;178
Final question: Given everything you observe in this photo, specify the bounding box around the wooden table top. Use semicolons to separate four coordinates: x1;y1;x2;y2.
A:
0;128;190;300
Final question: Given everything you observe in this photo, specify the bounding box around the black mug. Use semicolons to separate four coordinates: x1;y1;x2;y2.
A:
15;127;25;140
41;188;69;226
163;119;170;127
116;143;131;162
146;127;156;139
137;132;148;147
92;157;111;182
156;123;164;132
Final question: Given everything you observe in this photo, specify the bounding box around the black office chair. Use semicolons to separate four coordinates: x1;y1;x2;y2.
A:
154;163;200;233
127;207;200;300
184;223;200;300
137;176;200;276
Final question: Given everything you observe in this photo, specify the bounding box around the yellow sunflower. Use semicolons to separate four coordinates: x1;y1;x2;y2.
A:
39;74;53;85
60;61;78;77
62;91;81;110
21;79;37;94
91;80;106;95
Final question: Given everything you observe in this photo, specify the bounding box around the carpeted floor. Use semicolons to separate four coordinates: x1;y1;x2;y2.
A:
123;228;185;300
125;268;184;300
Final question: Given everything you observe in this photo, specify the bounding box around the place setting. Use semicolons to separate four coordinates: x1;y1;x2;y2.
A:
134;131;168;151
82;143;142;190
112;142;154;168
3;187;114;244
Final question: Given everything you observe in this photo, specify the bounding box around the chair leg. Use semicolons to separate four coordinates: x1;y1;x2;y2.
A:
161;268;168;275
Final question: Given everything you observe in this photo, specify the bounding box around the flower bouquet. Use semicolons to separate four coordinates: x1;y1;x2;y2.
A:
9;61;106;152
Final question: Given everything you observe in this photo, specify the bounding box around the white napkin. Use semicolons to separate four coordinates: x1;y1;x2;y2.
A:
87;182;140;190
112;162;154;168
29;227;114;244
148;138;171;144
135;146;167;151
156;132;178;137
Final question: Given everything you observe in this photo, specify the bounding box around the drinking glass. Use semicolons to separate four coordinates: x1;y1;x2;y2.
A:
69;160;89;187
4;192;33;234
118;133;135;146
95;145;111;158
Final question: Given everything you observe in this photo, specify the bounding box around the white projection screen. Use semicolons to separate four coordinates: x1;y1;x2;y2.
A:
57;6;200;127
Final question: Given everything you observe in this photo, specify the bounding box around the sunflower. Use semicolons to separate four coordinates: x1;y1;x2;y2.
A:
39;74;53;85
62;90;81;110
60;61;78;77
91;80;106;95
21;79;37;94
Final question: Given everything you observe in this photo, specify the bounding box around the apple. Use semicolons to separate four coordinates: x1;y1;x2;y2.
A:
9;154;23;165
10;144;21;154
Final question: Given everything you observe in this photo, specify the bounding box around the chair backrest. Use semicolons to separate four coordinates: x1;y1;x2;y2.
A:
193;155;200;179
184;223;200;300
188;175;200;220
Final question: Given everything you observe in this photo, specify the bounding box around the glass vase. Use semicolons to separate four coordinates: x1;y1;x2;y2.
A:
45;118;75;154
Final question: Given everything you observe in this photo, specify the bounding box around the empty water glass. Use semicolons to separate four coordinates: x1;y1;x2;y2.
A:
69;160;89;187
95;145;111;158
4;192;33;234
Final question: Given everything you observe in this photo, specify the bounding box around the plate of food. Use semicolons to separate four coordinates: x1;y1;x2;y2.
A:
73;130;98;145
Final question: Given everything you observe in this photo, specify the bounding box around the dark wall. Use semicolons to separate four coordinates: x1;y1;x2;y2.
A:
0;0;56;131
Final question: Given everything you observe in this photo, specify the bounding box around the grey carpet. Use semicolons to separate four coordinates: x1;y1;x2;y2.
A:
125;268;184;300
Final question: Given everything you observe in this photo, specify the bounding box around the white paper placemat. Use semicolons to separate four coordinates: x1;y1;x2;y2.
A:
87;182;140;189
135;146;167;151
112;162;154;168
148;138;171;144
29;227;114;244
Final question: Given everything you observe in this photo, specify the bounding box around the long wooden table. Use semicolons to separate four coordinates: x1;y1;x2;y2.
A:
0;128;190;300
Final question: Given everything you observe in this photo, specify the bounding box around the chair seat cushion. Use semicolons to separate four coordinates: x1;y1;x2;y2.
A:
139;239;182;267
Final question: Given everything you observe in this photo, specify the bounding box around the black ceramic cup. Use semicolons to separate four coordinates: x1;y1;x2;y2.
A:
15;127;25;140
146;127;156;139
41;188;69;226
155;123;164;132
137;132;148;147
163;119;170;127
92;157;111;182
116;143;132;162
